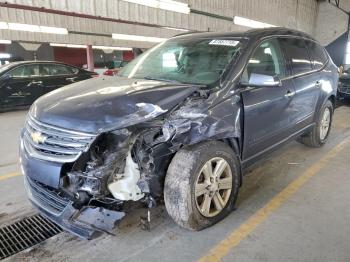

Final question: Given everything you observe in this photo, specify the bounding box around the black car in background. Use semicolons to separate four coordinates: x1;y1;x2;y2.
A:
0;61;98;111
20;28;338;239
338;68;350;99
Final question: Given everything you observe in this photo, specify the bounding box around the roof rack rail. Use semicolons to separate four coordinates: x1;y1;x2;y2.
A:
173;30;202;37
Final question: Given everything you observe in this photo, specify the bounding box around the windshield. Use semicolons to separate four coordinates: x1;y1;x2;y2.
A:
119;38;243;85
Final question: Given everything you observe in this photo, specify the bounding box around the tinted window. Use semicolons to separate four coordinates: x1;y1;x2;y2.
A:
242;38;286;82
40;64;78;76
279;38;312;75
306;41;328;70
9;64;40;78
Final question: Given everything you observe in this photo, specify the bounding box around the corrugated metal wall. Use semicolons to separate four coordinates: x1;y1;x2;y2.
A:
189;0;318;34
314;1;349;46
0;0;319;47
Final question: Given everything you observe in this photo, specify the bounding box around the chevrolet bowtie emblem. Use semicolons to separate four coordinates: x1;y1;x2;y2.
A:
31;132;47;144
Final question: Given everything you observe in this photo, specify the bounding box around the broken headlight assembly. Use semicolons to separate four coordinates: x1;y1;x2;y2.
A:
61;120;173;212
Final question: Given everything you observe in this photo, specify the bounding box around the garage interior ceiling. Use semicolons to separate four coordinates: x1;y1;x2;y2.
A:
0;0;323;48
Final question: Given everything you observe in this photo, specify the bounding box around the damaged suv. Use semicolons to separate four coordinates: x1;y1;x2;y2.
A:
20;28;338;238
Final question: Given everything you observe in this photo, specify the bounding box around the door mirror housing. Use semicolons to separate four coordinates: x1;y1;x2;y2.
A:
241;73;282;87
0;74;12;81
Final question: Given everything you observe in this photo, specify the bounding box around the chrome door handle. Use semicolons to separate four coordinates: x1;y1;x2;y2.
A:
27;80;43;86
285;90;295;98
66;77;77;82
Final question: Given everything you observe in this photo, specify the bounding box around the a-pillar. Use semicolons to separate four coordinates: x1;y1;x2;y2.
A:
86;44;94;72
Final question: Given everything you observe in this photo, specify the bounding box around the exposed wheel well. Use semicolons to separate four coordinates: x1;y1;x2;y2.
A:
329;95;336;109
219;138;243;186
219;138;240;155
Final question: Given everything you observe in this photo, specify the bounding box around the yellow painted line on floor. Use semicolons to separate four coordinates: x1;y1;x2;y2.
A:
0;172;21;181
199;138;350;262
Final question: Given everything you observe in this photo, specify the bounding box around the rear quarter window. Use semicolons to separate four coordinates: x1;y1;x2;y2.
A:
50;64;79;75
279;37;313;76
306;41;328;70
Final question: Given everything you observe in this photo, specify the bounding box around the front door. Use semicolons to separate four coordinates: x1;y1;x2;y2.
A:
0;64;43;108
241;38;296;161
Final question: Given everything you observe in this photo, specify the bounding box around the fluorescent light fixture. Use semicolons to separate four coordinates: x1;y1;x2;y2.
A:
0;53;11;59
233;16;276;28
121;0;190;14
92;45;132;51
49;43;67;47
50;43;132;50
67;44;87;48
112;33;166;43
8;23;40;32
50;43;86;48
1;22;68;34
0;22;8;29
0;40;11;44
163;26;190;32
40;26;68;34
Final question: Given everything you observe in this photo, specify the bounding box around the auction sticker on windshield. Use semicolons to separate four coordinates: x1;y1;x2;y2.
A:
209;39;240;46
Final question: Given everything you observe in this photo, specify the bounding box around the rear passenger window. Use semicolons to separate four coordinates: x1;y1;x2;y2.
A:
41;64;79;76
306;41;328;70
279;38;312;75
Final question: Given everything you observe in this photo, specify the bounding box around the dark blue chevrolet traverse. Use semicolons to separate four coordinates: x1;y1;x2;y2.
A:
20;28;338;238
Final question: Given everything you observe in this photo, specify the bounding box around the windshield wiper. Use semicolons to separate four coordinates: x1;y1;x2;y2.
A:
143;75;207;88
143;76;181;83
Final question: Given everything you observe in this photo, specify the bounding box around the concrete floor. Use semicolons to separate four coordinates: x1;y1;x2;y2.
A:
1;102;350;262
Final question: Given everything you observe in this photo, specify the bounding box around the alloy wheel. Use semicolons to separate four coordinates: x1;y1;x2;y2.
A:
194;157;232;217
320;107;331;140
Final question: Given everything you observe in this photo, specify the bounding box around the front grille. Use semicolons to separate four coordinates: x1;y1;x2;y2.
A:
23;114;96;163
339;85;350;94
0;214;62;260
26;176;71;215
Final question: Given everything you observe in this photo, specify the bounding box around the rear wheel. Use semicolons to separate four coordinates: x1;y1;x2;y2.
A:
164;141;240;230
298;100;333;147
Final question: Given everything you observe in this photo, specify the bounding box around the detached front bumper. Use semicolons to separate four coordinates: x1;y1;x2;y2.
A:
20;133;125;239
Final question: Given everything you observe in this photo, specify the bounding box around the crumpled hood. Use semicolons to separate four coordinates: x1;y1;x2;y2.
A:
30;77;199;133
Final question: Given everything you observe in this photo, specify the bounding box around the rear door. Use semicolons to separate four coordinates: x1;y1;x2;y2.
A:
0;64;43;108
241;38;296;161
305;40;330;109
40;63;84;93
279;37;320;132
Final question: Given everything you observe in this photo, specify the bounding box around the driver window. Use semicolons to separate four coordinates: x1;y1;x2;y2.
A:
9;64;40;78
242;38;285;82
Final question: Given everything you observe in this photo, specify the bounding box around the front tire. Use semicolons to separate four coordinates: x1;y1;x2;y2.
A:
298;100;333;147
164;141;240;230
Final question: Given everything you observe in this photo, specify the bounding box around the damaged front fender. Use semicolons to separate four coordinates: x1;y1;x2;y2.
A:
162;93;242;148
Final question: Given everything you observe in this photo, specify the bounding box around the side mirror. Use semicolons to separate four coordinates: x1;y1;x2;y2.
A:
0;74;11;81
242;73;281;87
